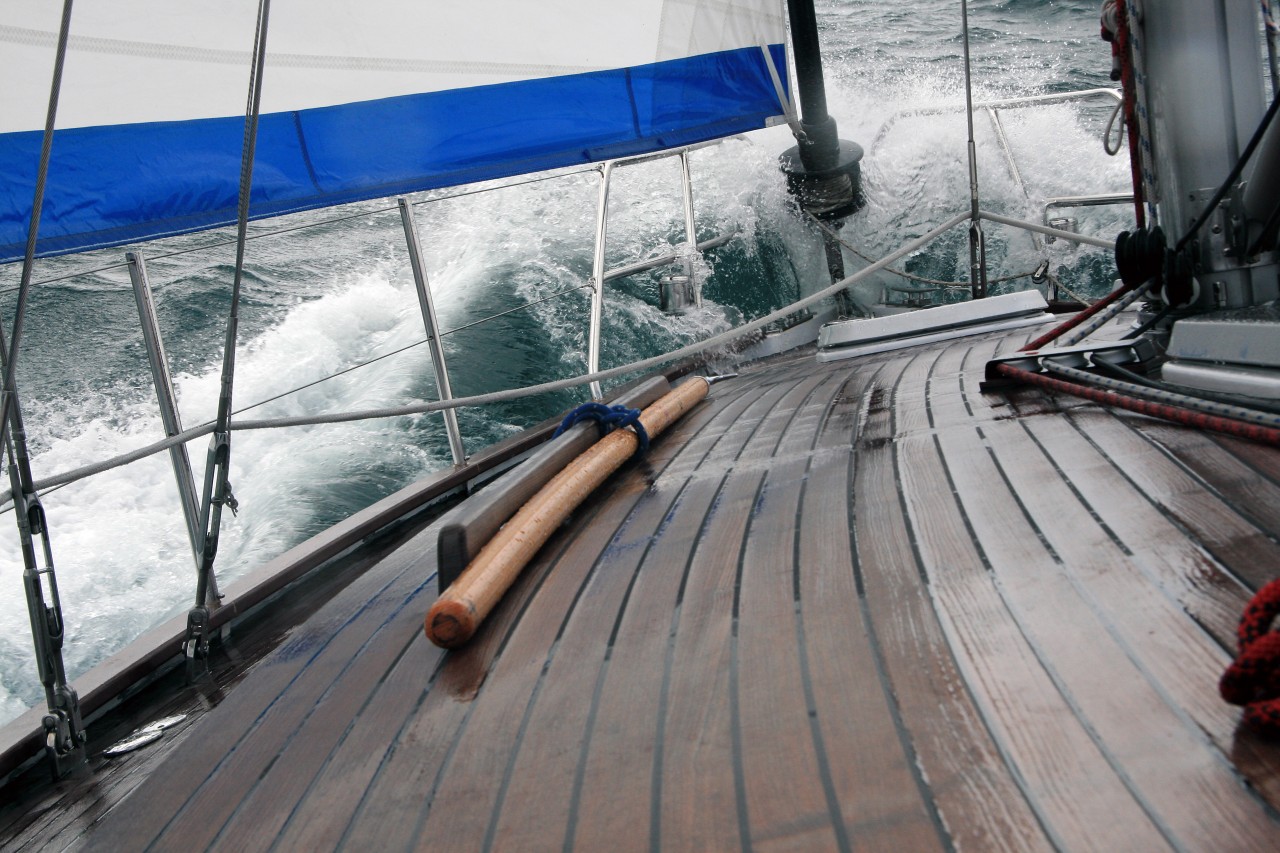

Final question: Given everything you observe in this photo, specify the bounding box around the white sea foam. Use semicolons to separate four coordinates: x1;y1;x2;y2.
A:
0;264;453;717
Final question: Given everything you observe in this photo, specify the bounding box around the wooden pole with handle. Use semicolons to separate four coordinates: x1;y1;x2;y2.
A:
425;377;710;648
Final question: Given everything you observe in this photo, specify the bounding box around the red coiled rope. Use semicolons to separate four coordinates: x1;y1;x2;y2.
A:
1220;578;1280;737
1100;0;1146;229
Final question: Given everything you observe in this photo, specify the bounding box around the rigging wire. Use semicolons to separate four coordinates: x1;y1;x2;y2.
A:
959;0;988;299
1;0;88;772
0;0;75;455
187;0;272;637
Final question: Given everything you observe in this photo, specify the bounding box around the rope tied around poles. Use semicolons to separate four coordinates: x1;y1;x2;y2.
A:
553;403;650;455
1220;578;1280;736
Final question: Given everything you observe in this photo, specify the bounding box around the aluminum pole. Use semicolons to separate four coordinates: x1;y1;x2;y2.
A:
587;164;613;399
678;152;703;308
128;253;220;606
398;199;466;466
961;0;988;298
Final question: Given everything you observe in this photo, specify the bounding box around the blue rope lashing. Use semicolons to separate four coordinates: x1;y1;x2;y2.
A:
553;403;650;455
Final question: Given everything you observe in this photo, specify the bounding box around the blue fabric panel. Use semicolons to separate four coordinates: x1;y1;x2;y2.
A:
0;44;788;263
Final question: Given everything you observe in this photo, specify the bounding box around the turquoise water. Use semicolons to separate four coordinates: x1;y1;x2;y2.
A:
0;1;1133;725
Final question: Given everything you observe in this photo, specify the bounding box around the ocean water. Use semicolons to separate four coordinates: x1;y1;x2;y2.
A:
0;0;1133;726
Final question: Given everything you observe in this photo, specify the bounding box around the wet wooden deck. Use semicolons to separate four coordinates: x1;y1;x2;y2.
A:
10;325;1280;851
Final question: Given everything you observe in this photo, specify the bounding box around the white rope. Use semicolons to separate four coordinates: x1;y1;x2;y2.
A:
1104;98;1124;156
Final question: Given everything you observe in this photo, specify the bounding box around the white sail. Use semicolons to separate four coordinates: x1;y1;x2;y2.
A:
1;0;788;261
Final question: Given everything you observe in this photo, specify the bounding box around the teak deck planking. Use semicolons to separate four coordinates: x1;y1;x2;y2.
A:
5;323;1279;852
894;345;1171;850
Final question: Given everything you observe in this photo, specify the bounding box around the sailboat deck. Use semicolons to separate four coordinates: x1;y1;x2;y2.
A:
15;324;1280;851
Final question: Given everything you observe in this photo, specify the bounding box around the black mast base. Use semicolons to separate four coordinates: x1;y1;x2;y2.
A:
779;139;866;222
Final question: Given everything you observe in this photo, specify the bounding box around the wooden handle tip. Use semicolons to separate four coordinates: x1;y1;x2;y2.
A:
425;598;477;648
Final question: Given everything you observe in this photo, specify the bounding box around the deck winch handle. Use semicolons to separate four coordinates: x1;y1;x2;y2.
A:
426;377;710;648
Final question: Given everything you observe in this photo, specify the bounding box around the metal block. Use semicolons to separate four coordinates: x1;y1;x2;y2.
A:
1046;217;1077;244
983;337;1158;384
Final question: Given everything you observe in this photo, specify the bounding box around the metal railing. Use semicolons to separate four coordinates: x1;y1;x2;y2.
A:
870;88;1125;151
869;88;1131;302
1;145;737;508
3;87;1137;514
3;206;1114;508
1042;193;1136;242
871;90;1131;239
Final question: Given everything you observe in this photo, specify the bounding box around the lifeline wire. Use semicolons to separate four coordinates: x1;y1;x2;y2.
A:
1;211;973;501
807;214;1068;292
191;0;272;615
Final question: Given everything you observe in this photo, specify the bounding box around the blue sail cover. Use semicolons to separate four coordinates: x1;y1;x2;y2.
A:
0;1;789;262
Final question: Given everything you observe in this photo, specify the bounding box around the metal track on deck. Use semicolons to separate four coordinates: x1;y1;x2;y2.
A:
5;323;1280;851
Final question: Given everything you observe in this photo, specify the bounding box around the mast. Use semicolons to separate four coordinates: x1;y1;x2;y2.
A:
786;0;841;174
780;0;865;310
1119;0;1278;310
